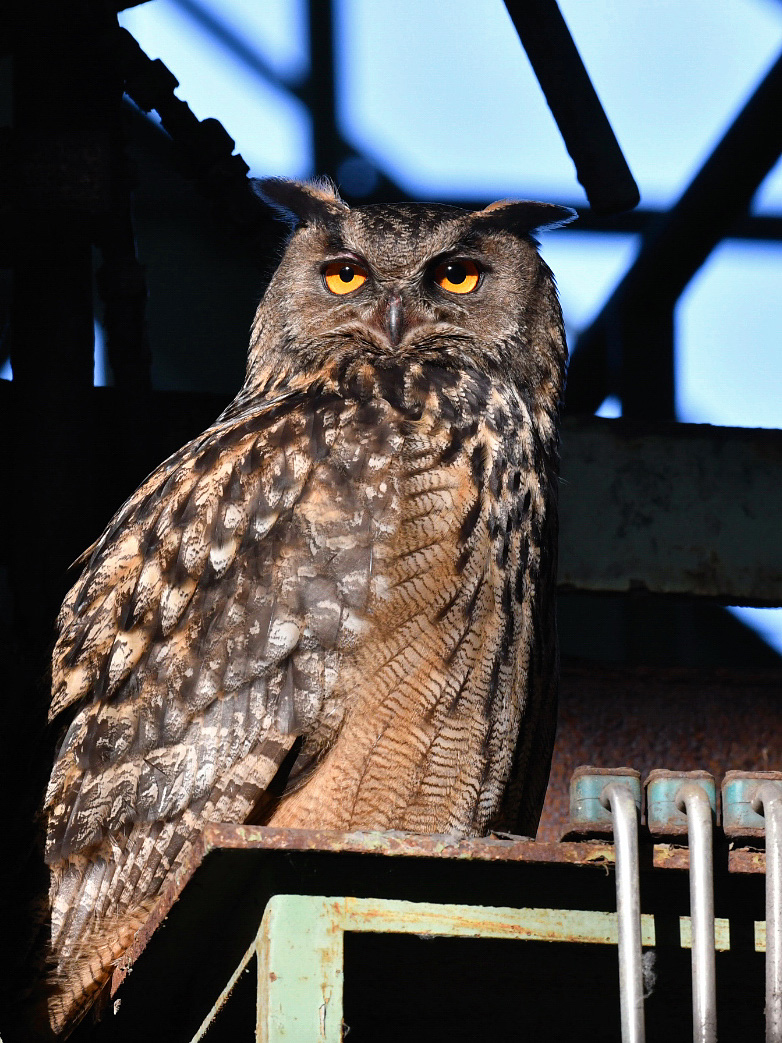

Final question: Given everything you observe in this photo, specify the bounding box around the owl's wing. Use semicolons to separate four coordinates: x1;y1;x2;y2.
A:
488;479;559;838
43;384;405;1030
45;383;400;867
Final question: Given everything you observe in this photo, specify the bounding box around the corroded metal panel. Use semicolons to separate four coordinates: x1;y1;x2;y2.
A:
109;827;623;1001
95;820;767;1042
559;417;782;604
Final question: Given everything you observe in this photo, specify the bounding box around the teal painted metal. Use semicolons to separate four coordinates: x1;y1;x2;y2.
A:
647;770;717;836
569;766;642;833
186;893;767;1041
256;895;655;1043
257;896;345;1043
722;771;782;837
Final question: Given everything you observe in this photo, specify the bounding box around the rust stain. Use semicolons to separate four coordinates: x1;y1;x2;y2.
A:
208;976;243;1022
729;848;766;874
202;823;624;869
652;844;691;871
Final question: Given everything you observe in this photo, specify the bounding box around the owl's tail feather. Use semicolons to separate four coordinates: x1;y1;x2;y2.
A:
37;735;293;1037
45;905;152;1039
43;822;194;1039
41;738;294;1036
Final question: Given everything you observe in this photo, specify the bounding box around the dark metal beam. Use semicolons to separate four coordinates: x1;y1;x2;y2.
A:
117;30;280;250
567;50;782;417
503;0;639;214
559;416;782;605
307;0;342;179
555;208;782;242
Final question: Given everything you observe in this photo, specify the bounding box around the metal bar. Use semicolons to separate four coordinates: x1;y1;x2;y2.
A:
258;895;670;1043
189;934;257;1043
307;0;342;179
567;49;782;415
257;895;345;1043
342;897;651;946
602;782;646;1043
676;781;717;1043
754;783;782;1043
555;209;782;242
503;0;639;213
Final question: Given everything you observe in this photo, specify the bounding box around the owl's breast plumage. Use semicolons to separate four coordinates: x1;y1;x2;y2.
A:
266;355;556;836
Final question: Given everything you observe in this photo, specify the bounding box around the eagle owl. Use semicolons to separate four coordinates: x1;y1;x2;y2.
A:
42;179;573;1035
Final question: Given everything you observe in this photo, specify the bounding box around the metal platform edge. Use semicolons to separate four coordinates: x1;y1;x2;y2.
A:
109;822;766;996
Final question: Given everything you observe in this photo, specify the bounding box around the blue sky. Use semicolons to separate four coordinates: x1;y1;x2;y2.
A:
101;1;782;651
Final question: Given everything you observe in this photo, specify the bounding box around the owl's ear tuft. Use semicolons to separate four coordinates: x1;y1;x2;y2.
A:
473;199;577;236
254;177;349;227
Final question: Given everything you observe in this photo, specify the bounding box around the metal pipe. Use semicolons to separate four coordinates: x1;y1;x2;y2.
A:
676;782;717;1043
601;781;645;1043
753;782;782;1043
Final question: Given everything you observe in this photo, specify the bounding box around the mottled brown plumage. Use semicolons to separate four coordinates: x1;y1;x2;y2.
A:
42;178;573;1035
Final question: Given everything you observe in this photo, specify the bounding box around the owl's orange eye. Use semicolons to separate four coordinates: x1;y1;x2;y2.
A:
434;259;481;294
323;261;368;295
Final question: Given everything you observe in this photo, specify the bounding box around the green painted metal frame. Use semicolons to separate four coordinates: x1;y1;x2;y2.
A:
188;893;767;1043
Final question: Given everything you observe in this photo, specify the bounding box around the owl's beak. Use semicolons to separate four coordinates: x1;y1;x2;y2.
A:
375;291;420;348
386;293;404;347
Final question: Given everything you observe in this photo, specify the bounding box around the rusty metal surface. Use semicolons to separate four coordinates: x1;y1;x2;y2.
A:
108;660;781;1001
201;822;618;865
109;826;619;997
558;417;782;604
728;848;767;874
110;817;767;1003
722;770;782;840
568;765;642;835
646;769;717;839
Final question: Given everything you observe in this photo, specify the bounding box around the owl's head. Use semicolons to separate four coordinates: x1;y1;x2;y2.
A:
248;178;574;412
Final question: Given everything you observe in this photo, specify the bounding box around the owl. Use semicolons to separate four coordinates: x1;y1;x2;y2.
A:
41;178;573;1035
